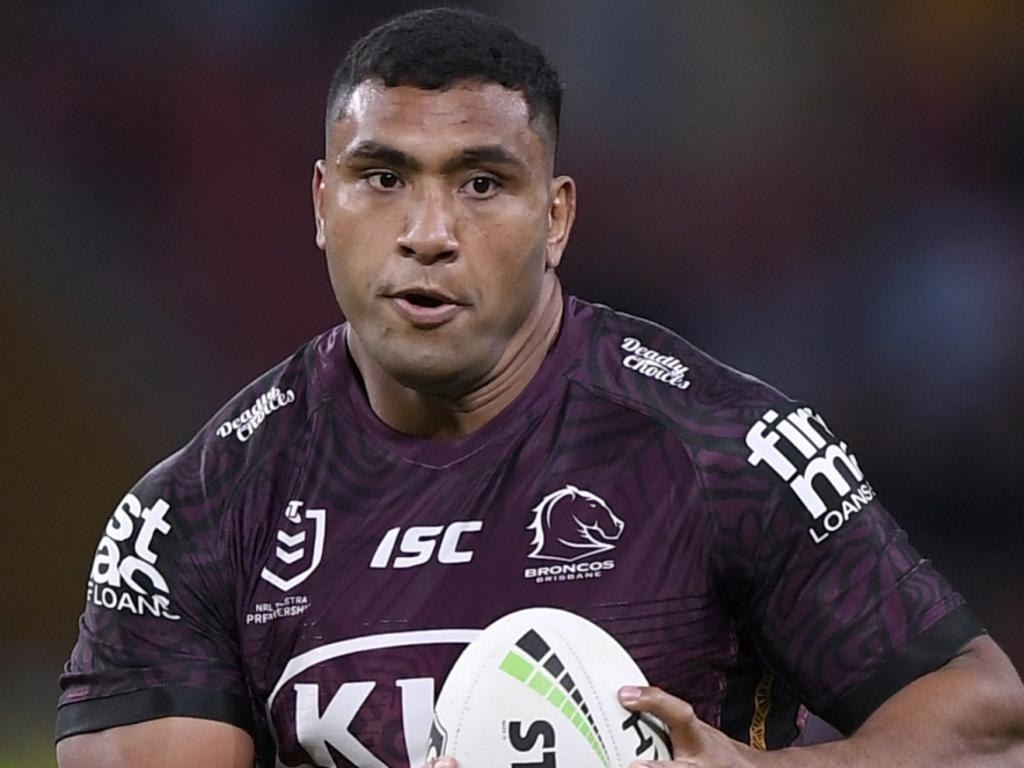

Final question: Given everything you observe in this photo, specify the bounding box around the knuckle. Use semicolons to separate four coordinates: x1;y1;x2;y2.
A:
676;700;696;721
646;685;669;704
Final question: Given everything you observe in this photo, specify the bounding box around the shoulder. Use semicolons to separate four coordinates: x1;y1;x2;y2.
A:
564;298;874;542
57;328;352;743
563;296;792;450
135;326;344;514
60;328;346;698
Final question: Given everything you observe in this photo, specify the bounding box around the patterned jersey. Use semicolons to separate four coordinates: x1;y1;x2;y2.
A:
57;295;983;767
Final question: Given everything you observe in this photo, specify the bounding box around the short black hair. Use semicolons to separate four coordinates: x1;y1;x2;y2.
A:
326;7;562;143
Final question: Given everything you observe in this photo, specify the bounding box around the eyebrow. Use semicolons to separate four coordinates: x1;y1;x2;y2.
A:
343;141;422;172
441;145;526;174
341;141;527;175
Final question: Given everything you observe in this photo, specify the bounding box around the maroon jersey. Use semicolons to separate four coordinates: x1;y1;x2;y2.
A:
57;295;982;766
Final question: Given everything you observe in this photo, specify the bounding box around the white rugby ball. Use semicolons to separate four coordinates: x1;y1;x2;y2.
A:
426;607;670;767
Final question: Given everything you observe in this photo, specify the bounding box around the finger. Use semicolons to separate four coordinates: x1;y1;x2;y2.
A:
426;759;458;768
619;685;706;757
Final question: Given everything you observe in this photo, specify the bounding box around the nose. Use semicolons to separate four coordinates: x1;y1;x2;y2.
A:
396;185;458;264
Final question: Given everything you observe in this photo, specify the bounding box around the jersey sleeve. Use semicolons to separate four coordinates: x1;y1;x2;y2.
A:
704;398;985;734
56;434;252;740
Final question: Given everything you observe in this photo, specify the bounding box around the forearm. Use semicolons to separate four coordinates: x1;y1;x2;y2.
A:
753;637;1024;768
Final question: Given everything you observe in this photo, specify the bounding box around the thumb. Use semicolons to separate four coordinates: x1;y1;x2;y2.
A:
619;685;707;758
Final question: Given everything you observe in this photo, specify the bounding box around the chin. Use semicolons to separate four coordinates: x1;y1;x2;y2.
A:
391;366;480;399
382;347;483;396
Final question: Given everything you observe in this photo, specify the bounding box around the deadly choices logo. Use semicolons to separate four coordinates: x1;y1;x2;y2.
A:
524;485;624;583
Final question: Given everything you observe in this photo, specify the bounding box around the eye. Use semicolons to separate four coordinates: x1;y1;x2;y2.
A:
462;176;499;198
365;172;403;191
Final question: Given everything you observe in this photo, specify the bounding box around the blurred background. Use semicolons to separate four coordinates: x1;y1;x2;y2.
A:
2;1;1022;764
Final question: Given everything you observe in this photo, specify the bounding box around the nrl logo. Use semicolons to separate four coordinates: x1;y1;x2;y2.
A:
260;500;326;592
527;485;625;563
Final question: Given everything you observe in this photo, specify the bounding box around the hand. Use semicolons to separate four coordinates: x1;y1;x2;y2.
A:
424;687;764;768
618;686;763;767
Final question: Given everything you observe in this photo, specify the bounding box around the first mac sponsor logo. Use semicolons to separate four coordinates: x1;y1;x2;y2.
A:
745;406;875;543
88;492;180;620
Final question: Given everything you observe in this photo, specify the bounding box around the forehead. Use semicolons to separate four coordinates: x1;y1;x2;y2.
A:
331;80;550;165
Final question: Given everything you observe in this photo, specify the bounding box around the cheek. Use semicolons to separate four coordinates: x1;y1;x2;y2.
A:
324;197;397;283
323;218;380;318
468;197;548;261
492;209;550;280
465;210;550;310
326;181;406;243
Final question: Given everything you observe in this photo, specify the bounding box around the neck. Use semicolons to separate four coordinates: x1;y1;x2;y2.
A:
350;282;564;440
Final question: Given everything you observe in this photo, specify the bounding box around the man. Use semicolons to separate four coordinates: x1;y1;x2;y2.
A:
56;8;1024;768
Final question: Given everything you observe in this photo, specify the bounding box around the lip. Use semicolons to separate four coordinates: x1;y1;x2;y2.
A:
386;287;466;328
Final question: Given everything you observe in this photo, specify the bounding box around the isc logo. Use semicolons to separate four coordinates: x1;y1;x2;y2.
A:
369;521;483;569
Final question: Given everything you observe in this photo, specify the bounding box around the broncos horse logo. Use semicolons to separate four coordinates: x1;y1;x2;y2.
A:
528;485;625;563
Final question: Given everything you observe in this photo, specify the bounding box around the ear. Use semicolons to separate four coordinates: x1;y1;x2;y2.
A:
545;175;576;270
312;159;327;250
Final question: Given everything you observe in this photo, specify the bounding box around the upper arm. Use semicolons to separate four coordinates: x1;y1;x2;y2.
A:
865;634;1024;727
842;635;1024;763
57;717;254;768
707;399;985;732
57;460;254;746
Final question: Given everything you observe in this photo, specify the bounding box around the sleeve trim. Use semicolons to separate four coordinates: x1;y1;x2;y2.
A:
55;686;253;743
821;604;986;735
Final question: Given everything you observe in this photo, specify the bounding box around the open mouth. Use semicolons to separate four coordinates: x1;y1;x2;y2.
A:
402;293;447;308
388;288;465;326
